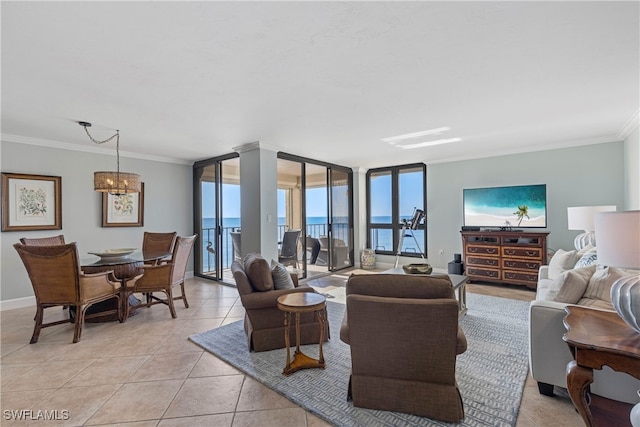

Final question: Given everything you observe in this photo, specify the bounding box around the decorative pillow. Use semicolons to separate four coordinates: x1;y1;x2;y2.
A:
577;244;596;256
583;266;631;303
546;265;597;303
243;253;274;292
548;249;580;279
271;260;295;290
574;252;598;268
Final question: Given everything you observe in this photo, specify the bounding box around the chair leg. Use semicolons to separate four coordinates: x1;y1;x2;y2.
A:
180;282;189;308
73;305;86;343
116;295;124;323
166;289;177;318
30;304;44;344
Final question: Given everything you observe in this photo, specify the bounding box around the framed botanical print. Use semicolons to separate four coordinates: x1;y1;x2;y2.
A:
102;183;144;227
1;173;62;232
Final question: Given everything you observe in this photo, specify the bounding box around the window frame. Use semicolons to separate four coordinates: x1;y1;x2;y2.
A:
366;163;427;257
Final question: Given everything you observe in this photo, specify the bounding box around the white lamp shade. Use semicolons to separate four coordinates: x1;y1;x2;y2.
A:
567;205;616;231
594;210;640;269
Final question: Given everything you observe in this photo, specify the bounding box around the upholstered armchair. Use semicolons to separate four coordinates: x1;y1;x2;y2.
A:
232;253;329;352
340;273;467;422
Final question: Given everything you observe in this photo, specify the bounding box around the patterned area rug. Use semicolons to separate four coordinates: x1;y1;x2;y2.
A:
190;293;530;426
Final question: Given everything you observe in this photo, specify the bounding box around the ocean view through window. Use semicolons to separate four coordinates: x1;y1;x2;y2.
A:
367;163;427;256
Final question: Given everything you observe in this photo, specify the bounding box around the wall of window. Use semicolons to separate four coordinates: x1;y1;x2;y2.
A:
366;163;427;257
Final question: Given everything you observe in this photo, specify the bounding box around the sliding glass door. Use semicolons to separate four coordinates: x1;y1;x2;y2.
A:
277;153;353;278
193;154;240;284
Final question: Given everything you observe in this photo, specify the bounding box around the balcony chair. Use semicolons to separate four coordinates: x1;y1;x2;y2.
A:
13;242;122;343
317;236;349;267
230;231;242;261
125;234;197;318
340;273;467;422
279;229;301;269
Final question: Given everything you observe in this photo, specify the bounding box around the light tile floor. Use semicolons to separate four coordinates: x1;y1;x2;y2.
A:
1;270;581;426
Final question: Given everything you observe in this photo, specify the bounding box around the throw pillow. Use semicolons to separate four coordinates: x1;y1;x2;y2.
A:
546;265;597;304
271;260;295;290
243;253;274;292
574;252;598;268
577;244;596;256
583;266;631;303
548;249;580;279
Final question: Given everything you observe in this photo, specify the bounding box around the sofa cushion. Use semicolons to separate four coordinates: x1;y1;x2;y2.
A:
583;266;630;303
545;265;597;304
243;253;274;292
271;260;295;290
548;249;580;279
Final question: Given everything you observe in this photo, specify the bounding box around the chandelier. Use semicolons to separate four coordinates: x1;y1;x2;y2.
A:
78;121;141;195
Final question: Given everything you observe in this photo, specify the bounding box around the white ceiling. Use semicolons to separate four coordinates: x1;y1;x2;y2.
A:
2;1;638;169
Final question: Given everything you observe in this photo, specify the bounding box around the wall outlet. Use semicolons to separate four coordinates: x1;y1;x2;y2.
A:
439;249;444;255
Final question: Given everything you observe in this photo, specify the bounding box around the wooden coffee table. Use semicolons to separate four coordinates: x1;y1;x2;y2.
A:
383;267;468;317
277;293;327;376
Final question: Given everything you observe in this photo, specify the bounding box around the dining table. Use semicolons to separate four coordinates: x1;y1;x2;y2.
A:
79;249;172;322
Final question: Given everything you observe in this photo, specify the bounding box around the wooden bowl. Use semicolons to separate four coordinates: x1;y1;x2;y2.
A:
402;263;433;274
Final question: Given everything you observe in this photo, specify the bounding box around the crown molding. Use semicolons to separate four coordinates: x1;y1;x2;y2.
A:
617;109;640;140
1;133;193;165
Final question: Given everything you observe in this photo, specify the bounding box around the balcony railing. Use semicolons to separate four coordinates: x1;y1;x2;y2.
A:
201;222;348;274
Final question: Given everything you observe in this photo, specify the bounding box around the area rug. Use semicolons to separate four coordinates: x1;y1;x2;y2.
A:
189;293;530;426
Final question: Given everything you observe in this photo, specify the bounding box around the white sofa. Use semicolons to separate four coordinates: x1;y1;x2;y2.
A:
529;262;640;404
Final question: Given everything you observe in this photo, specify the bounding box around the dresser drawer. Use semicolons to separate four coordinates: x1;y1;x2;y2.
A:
501;259;541;271
466;245;500;257
503;270;538;284
502;247;542;259
467;256;500;267
467;267;500;279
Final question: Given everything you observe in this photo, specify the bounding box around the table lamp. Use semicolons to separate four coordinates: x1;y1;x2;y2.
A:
594;210;640;333
567;205;616;251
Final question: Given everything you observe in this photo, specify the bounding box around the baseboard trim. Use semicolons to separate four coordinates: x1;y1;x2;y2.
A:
1;296;35;311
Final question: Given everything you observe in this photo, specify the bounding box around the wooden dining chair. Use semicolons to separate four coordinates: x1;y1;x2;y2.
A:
125;234;197;318
19;235;66;246
13;242;122;343
142;231;177;265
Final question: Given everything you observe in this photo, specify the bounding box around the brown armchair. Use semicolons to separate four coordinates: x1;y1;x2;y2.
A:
340;274;467;422
13;242;122;343
232;253;329;352
125;235;196;318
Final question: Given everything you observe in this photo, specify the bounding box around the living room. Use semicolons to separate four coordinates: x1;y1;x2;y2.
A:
1;1;639;426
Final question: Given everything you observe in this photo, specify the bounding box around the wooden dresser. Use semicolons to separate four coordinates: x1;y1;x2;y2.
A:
461;230;549;289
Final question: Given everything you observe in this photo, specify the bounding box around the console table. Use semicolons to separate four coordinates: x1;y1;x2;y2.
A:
563;306;640;426
461;230;548;289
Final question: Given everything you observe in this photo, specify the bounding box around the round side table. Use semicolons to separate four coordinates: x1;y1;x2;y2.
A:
277;292;327;376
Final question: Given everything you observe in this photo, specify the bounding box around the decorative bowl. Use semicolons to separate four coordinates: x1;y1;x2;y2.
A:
88;248;138;260
402;263;433;274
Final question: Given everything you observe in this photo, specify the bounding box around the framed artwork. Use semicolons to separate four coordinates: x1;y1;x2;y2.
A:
102;182;144;227
1;173;62;232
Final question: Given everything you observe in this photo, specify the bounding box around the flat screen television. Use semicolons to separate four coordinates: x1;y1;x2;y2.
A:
463;184;547;229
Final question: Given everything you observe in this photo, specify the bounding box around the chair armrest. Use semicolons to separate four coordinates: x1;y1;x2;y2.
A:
241;286;315;310
528;300;573;387
80;273;121;299
538;265;549;280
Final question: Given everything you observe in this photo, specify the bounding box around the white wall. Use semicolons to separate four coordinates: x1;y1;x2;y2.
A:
377;141;626;269
624;125;640;210
1;141;193;305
